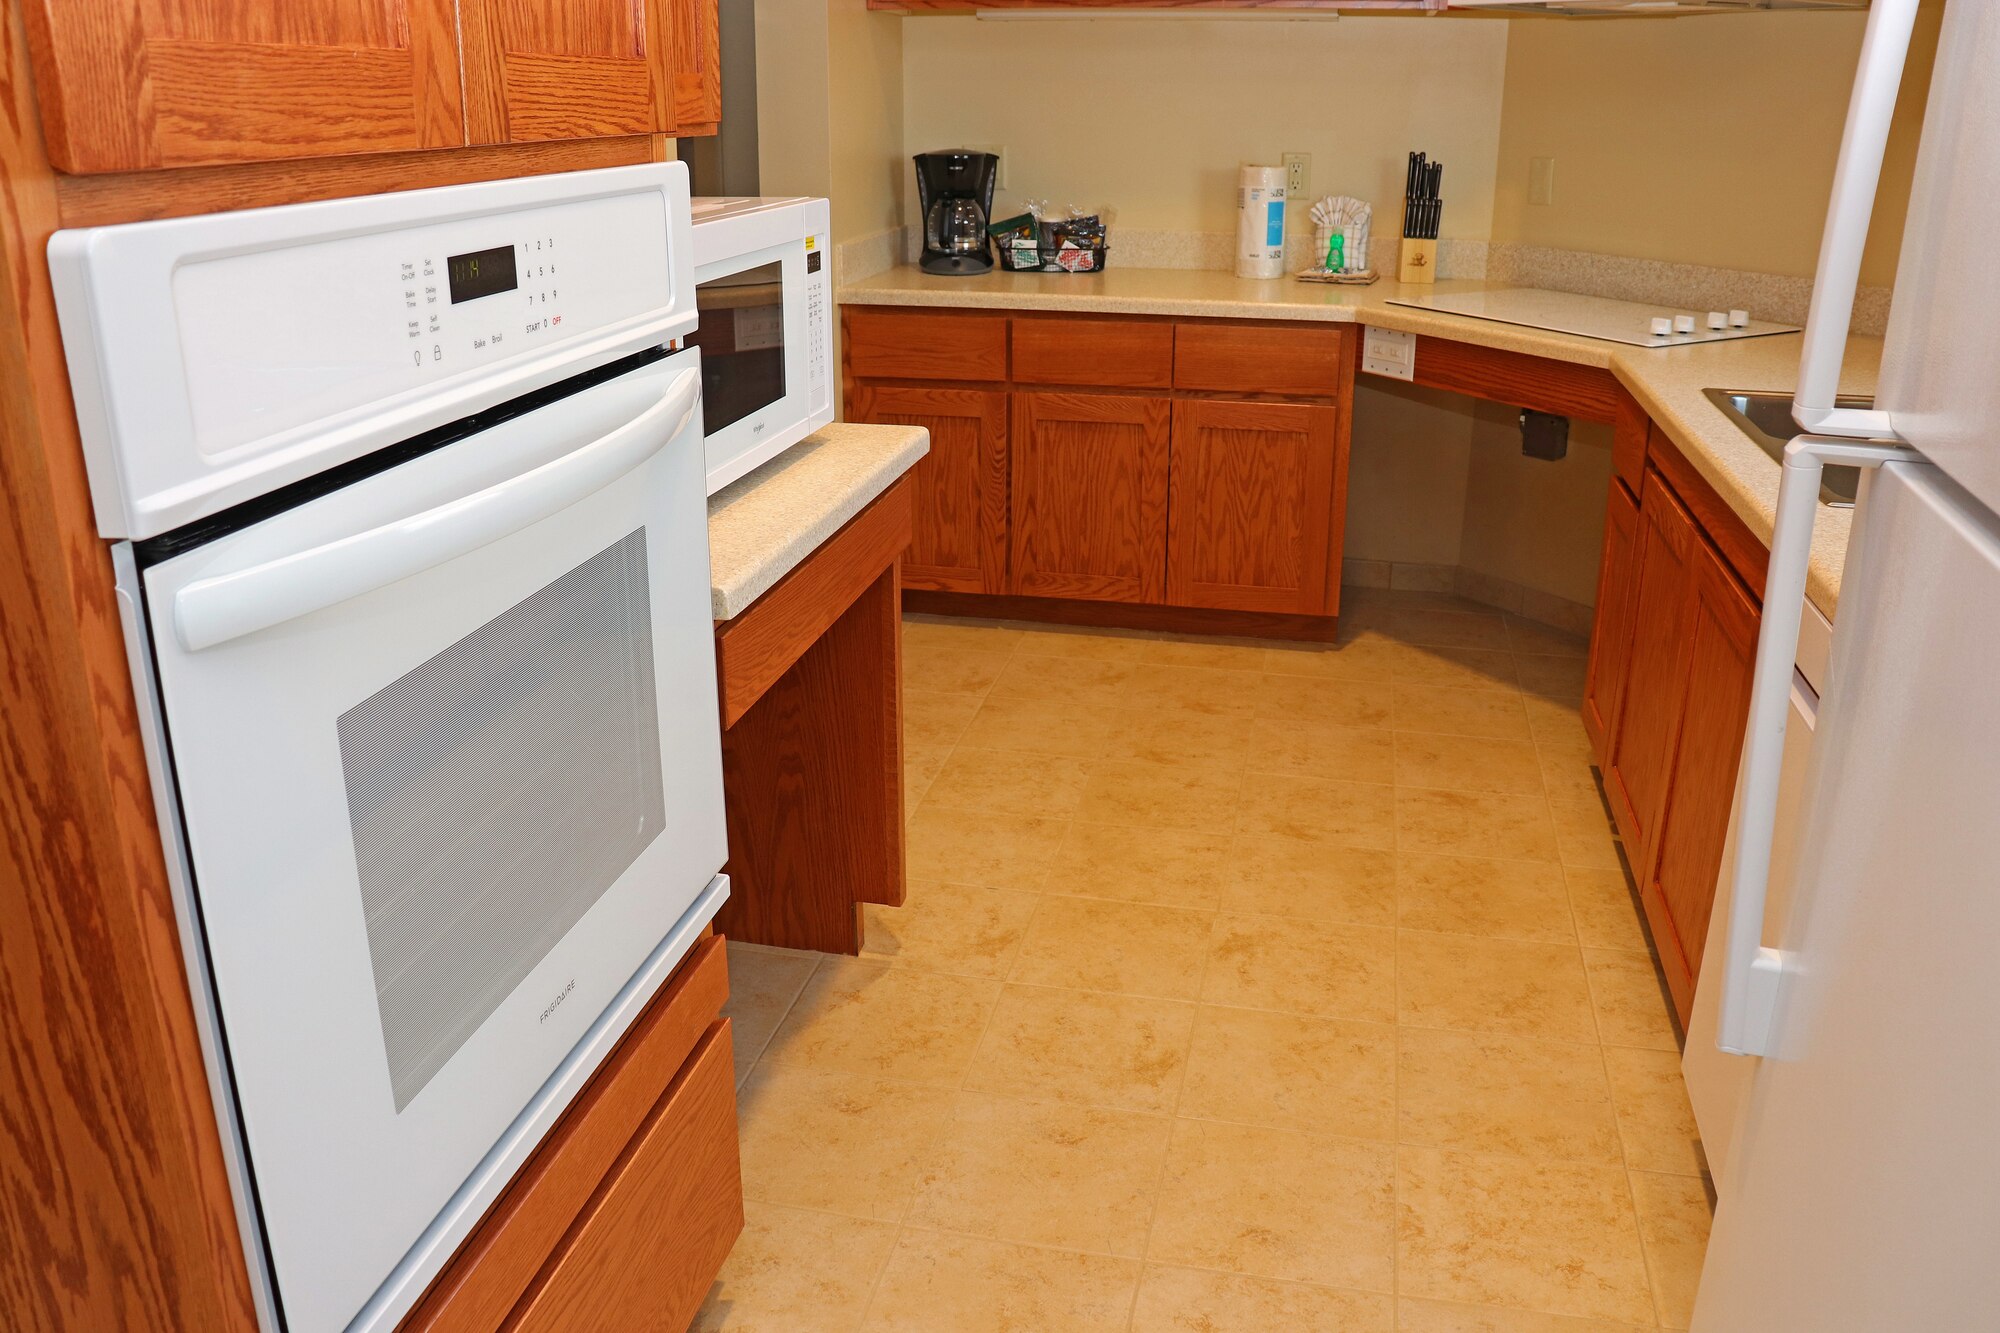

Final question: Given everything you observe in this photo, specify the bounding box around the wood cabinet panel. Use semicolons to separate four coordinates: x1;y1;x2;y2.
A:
847;385;1007;593
1611;383;1650;496
845;309;1007;383
715;481;913;728
1583;479;1642;760
1010;393;1170;603
1407;335;1622;424
1012;318;1172;390
1174;322;1346;399
459;0;671;144
1649;421;1769;595
23;0;464;172
1602;471;1702;862
1167;398;1340;615
1643;540;1759;1022
506;1022;742;1333
401;936;729;1333
666;0;723;133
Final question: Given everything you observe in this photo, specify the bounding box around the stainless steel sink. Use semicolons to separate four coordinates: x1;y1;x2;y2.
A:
1702;388;1871;508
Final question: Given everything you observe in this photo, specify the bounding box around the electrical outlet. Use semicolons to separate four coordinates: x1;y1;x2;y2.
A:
966;143;1009;190
1282;152;1310;201
1529;156;1556;207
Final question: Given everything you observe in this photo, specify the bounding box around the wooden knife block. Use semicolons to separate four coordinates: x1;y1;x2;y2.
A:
1398;237;1438;284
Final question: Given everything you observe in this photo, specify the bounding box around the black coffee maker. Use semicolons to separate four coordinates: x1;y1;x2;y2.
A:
914;150;999;276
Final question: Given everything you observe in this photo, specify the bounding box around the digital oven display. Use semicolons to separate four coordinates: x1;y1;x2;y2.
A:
446;245;518;304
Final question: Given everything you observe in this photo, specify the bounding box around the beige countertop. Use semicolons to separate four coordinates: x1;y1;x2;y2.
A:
841;266;1879;615
708;422;930;620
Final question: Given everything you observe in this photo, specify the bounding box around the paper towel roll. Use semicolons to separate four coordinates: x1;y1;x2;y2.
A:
1235;164;1288;280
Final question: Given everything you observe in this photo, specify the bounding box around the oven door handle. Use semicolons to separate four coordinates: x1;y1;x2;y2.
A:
173;365;701;652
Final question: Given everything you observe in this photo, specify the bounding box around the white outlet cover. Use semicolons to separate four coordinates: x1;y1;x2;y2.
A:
1361;326;1416;381
1282;152;1311;200
1529;156;1556;207
966;144;1009;191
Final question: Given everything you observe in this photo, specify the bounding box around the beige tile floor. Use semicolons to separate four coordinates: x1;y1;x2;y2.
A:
698;588;1712;1333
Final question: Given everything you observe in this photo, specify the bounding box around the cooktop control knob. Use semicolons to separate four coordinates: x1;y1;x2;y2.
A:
1707;311;1729;330
1729;309;1751;327
1650;317;1673;337
1674;314;1697;334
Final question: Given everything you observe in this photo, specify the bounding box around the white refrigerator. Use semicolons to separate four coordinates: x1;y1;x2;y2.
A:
1685;0;2000;1328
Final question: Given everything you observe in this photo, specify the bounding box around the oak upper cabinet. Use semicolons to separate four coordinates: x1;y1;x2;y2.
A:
1167;399;1342;615
1011;393;1170;604
458;0;718;143
847;384;1009;594
1643;536;1758;1017
23;0;466;172
1582;479;1642;755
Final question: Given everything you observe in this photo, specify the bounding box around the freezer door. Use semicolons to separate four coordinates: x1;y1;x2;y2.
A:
1692;462;2000;1331
1878;0;2000;508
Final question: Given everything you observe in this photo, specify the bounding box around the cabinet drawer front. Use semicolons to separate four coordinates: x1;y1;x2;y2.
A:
1174;323;1347;398
845;309;1007;382
507;1022;742;1332
401;936;730;1333
1013;318;1173;389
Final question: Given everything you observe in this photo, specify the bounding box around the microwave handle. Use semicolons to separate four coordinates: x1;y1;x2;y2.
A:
173;366;701;652
1791;0;1916;440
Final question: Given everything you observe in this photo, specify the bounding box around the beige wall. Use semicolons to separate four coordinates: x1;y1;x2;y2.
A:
1344;382;1474;571
1457;406;1613;610
753;0;833;200
1492;3;1943;286
827;0;907;243
900;16;1509;243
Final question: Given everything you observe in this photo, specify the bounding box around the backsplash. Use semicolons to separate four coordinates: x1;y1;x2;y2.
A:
837;225;1890;337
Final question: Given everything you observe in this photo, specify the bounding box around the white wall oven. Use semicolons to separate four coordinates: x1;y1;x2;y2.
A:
688;195;834;492
49;165;728;1333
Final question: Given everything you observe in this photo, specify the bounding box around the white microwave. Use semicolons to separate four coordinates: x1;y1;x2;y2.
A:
689;196;834;493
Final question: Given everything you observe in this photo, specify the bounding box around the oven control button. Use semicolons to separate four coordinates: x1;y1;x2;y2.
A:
433;343;442;362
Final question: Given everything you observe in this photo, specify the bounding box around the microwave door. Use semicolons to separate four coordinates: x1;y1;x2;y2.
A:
692;240;822;493
136;355;725;1333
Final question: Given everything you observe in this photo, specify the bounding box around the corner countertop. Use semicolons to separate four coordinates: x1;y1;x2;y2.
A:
841;266;1879;616
708;422;930;621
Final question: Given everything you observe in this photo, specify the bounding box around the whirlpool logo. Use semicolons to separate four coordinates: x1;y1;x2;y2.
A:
539;979;576;1023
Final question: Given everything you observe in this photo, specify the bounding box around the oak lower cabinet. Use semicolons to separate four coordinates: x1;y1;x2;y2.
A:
1168;398;1341;615
1588;427;1764;1026
1011;392;1170;603
401;934;741;1332
847;384;1008;594
842;307;1352;624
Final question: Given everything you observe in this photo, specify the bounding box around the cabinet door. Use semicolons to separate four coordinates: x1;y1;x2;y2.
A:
1582;479;1642;761
667;0;723;134
1011;393;1170;603
23;0;464;173
459;0;679;143
1166;399;1340;615
848;385;1008;594
1644;539;1759;1022
1602;471;1701;864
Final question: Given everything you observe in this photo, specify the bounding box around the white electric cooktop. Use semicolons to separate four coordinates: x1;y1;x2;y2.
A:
1386;287;1800;348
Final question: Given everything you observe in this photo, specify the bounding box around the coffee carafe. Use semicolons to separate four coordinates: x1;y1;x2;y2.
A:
914;150;998;276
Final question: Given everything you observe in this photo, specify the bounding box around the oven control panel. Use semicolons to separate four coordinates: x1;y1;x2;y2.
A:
50;164;696;540
172;190;673;458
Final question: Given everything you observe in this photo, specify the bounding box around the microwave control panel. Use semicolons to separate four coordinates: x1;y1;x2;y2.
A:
804;222;831;419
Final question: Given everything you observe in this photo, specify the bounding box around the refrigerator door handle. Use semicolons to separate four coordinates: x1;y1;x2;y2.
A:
1720;436;1917;1058
1792;0;1918;441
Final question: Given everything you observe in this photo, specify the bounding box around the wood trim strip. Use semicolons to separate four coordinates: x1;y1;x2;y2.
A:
399;936;729;1333
715;480;914;728
1408;335;1622;424
55;136;659;228
903;589;1342;642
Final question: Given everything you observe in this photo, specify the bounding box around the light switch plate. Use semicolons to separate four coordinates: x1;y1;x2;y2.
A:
1362;325;1416;381
1529;156;1556;207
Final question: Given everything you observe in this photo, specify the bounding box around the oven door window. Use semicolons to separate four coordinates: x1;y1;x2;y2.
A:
337;528;665;1112
688;260;786;434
